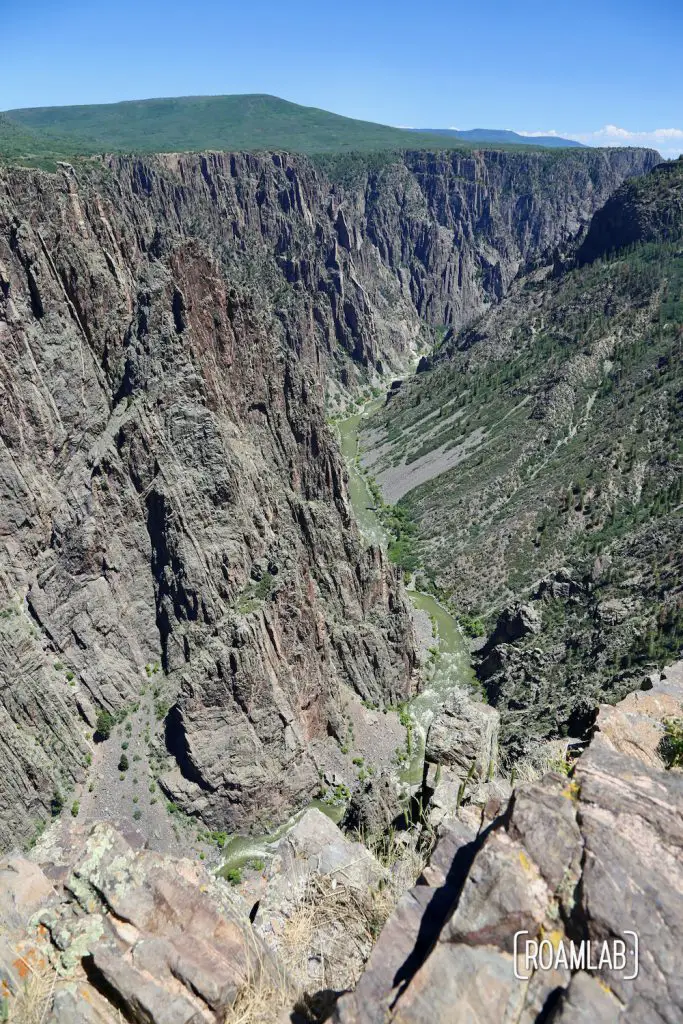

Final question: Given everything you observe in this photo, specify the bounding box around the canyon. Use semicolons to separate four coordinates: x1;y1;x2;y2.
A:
1;142;681;1023
0;144;657;845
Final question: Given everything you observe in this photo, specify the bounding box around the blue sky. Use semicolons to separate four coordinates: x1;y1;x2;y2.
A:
1;0;682;156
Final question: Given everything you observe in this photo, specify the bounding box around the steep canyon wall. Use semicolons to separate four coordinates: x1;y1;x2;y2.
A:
0;145;657;844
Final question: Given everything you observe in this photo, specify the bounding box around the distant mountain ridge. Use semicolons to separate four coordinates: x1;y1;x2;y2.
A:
410;127;585;148
1;94;590;163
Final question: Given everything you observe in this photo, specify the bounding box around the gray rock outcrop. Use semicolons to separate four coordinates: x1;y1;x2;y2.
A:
425;688;500;779
335;666;683;1023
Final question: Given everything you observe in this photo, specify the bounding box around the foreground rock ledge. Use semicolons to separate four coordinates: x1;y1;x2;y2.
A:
334;665;683;1024
1;666;681;1022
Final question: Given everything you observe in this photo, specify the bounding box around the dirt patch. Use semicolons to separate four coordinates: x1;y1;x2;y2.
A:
365;427;487;502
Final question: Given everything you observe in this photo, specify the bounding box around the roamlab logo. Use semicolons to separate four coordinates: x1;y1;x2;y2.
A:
513;931;639;981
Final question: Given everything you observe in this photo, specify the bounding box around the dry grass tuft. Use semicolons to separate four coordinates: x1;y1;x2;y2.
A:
5;955;56;1024
277;871;397;1004
223;975;293;1024
359;820;437;893
223;932;298;1024
225;822;437;1023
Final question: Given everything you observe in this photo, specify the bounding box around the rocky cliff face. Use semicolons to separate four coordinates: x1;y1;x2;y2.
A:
346;147;658;333
578;157;683;263
0;155;415;844
365;158;683;760
0;145;656;846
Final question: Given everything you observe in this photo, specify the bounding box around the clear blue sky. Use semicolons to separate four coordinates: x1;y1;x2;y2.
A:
2;0;682;154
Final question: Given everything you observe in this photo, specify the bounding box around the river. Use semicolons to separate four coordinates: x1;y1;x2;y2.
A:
336;399;478;784
336;402;387;547
218;798;344;875
218;387;476;874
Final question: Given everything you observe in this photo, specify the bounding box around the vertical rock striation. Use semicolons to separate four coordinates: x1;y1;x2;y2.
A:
0;145;657;841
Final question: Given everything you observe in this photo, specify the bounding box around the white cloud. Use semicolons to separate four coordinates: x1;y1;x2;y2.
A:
516;130;564;137
517;125;683;159
595;124;633;139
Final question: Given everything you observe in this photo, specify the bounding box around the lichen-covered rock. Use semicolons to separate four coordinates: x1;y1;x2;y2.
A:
336;663;683;1024
1;822;290;1024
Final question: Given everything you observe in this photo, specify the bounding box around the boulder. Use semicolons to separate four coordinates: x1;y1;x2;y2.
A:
425;689;499;779
547;970;623;1023
343;774;404;839
0;855;56;1000
418;819;477;887
442;828;551;951
254;809;387;994
0;855;54;932
272;808;386;890
386;943;525;1024
484;602;543;651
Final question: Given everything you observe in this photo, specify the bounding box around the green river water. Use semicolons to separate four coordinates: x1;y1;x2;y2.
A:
336;402;387;547
218;799;344;875
335;404;477;783
218;391;475;874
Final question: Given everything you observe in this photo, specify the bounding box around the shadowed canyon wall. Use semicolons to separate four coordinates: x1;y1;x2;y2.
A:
0;145;658;844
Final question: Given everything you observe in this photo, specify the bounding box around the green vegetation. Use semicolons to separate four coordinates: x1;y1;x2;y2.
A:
320;782;351;807
254;571;275;601
459;614;486;638
154;698;171;721
118;753;129;772
224;867;242;885
384;503;420;573
0;94;541;165
95;704;134;740
360;467;420;572
369;160;683;753
235;570;277;614
394;701;412;729
208;830;228;848
662;718;683;768
95;709;115;741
